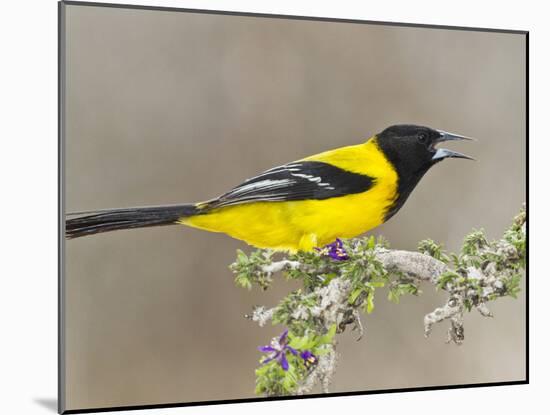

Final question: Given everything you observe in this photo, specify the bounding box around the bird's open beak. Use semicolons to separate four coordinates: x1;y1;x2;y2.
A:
432;130;475;161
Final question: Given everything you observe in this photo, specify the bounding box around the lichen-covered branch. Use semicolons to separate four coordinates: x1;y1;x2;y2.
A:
230;205;526;397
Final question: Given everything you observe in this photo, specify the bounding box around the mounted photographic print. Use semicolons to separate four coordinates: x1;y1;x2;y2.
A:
59;1;528;413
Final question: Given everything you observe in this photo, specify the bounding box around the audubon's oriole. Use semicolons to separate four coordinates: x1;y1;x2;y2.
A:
66;124;473;251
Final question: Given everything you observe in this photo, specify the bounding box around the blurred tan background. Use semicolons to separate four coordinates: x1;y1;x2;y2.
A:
63;3;526;411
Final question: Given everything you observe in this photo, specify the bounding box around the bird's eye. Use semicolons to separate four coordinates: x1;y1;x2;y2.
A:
417;133;427;143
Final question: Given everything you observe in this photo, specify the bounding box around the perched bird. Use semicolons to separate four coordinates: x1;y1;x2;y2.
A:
66;124;473;251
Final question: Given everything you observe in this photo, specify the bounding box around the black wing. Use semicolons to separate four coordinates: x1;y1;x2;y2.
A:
206;161;374;209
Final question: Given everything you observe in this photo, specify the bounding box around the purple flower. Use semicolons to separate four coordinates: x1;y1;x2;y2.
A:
300;350;317;366
315;238;349;261
258;329;298;371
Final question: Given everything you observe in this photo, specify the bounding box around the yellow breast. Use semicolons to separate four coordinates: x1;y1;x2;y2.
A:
181;137;398;251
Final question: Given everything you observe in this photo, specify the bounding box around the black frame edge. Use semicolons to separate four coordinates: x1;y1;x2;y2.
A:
58;1;67;413
62;380;528;414
524;31;529;384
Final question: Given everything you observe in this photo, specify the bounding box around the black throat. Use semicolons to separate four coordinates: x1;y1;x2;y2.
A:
375;136;432;221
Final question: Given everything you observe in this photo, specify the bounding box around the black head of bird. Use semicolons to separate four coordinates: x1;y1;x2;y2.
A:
377;124;473;177
376;124;474;220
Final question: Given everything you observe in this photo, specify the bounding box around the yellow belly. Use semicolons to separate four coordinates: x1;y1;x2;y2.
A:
180;184;395;251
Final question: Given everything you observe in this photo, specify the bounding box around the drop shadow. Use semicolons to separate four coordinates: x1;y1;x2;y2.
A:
34;398;57;413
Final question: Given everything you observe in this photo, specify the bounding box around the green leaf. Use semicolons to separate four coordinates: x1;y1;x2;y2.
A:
313;345;331;356
388;288;400;304
367;235;376;250
235;273;252;290
288;336;309;350
348;287;364;305
437;271;459;290
322;273;338;285
365;290;375;314
318;324;337;345
282;365;297;391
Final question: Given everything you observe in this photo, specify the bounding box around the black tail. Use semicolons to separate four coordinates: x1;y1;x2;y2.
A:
65;204;199;239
